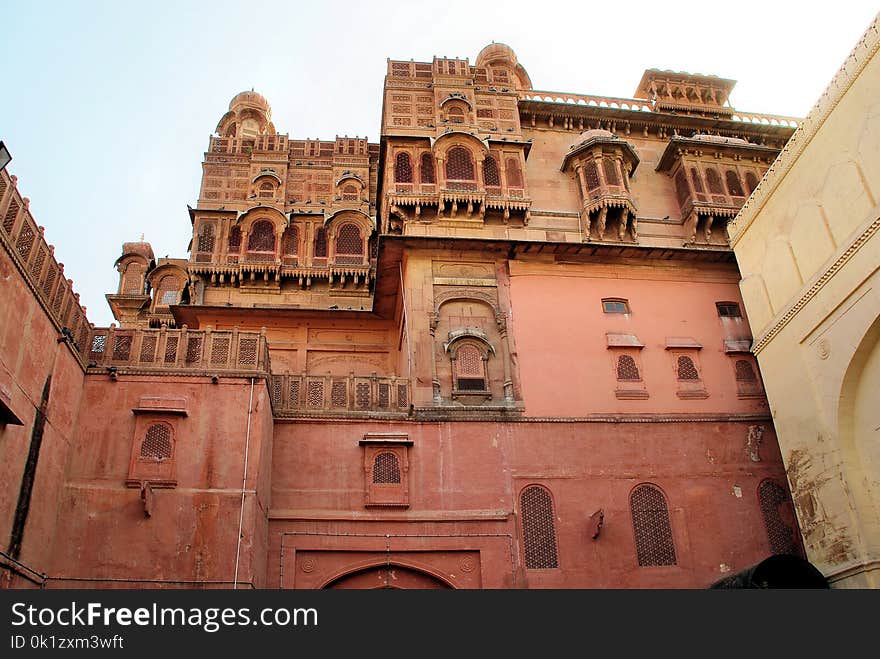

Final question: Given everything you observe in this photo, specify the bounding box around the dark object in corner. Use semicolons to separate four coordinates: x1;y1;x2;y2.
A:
709;554;829;589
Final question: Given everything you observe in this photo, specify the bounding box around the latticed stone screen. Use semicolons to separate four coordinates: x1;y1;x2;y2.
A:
690;168;705;195
140;424;172;460
342;184;358;201
238;338;257;366
282;227;298;256
631;484;677;566
446;147;474;181
706;168;724;195
677;356;700;380
112;335;132;361
584;161;601;191
674;170;690;208
395;152;413;183
164;336;179;363
372;452;401;484
520;485;559;569
378;383;390;408
185;337;202;363
759;481;799;555
455;344;485;391
307;381;324;408
248;220;275;252
42;266;57;298
331;380;347;407
156;276;179;306
211;337;230;364
506;158;523;188
197;224;215;252
288;378;301;406
726;170;745;197
617;355;640;381
420;153;435;183
16;224;35;261
397;384;408;408
228;227;242;252
122;263;145;294
356;382;370;409
602;159;620;186
483;157;500;186
139;335;157;363
3;199;19;233
336;224;363;255
30;247;46;279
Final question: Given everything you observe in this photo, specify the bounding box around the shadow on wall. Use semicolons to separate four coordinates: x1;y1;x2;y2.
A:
708;554;829;588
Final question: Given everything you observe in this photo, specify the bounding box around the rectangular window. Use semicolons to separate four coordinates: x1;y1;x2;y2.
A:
603;299;630;314
716;302;741;318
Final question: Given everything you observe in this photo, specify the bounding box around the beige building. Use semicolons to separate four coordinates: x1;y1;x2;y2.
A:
729;13;880;587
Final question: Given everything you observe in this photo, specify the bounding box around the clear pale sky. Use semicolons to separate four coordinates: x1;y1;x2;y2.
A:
1;1;877;326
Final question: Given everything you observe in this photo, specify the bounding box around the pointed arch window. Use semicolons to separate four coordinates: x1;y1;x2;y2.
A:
584;161;601;192
631;484;676;566
617;355;641;381
706;168;724;195
372;452;401;484
247;220;275;252
140;423;173;461
452;342;487;392
341;184;359;201
420;153;436;184
520;485;559;569
122;262;146;295
745;172;759;194
602;159;620;186
395;152;413;183
258;180;275;199
677;355;700;380
155;276;180;306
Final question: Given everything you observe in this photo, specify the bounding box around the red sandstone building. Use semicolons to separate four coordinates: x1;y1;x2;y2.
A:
0;44;805;589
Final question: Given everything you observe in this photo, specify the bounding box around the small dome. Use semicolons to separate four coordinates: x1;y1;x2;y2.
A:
572;128;615;148
691;133;749;145
475;42;519;68
229;90;271;116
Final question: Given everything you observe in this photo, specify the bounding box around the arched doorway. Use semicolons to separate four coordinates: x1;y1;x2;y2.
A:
324;564;453;589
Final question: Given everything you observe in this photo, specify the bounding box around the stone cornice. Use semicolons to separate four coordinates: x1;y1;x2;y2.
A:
729;13;880;245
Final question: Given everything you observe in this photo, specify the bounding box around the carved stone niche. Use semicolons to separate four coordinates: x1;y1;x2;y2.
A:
444;328;495;402
561;129;639;243
360;433;412;508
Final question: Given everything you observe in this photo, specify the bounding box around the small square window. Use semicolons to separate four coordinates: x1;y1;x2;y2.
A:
716;302;741;318
602;299;630;314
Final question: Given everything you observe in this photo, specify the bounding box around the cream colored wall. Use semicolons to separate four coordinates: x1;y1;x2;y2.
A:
729;13;880;587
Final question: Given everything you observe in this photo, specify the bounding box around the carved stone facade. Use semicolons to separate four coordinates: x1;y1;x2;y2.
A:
1;42;817;590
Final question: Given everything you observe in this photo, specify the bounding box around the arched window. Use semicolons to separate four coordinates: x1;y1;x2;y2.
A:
735;359;757;382
247;220;276;252
689;167;705;194
630;484;676;566
759;480;800;555
677;356;699;380
122;262;145;295
281;226;299;256
726;170;745;197
228;226;242;253
617;355;641;381
706;168;724;195
447;106;465;123
602;159;620;186
506;157;523;188
745;172;759;194
372;452;401;484
446;147;475;181
335;223;364;264
155;276;180;306
453;343;487;391
483;156;500;186
258;180;275;198
674;170;690;208
197;223;215;253
585;161;601;191
395;152;413;183
140;423;173;460
520;485;559;569
313;226;328;258
342;184;359;201
420;153;436;184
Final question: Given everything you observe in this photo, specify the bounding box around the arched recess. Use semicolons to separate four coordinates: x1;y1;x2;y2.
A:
321;561;456;589
837;312;880;544
146;263;189;311
234;206;288;241
115;254;151;296
432;131;490;160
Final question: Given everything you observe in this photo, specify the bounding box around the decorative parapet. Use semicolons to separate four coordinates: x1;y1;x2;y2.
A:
0;168;92;361
85;326;270;375
270;373;411;417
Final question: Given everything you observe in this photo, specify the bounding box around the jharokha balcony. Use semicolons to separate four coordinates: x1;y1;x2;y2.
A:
86;326;271;375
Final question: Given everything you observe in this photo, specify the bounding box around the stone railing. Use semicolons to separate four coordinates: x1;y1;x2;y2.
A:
0;168;92;358
86;326;270;374
208;134;289;155
270;373;410;415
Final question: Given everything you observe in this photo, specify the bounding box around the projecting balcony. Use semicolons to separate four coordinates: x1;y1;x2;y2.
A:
270;373;411;417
